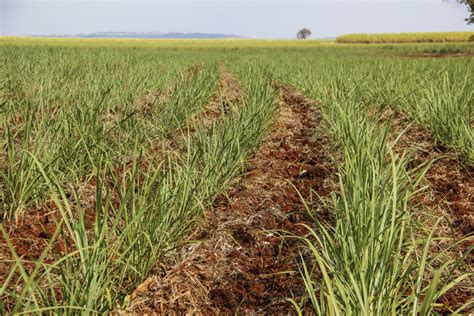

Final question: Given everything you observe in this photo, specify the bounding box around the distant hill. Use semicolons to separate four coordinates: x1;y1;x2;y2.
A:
35;32;244;39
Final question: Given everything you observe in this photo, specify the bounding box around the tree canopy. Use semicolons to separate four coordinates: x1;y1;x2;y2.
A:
297;28;312;40
457;0;474;23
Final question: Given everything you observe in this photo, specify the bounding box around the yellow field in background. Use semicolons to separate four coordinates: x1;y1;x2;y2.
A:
336;32;474;43
0;36;330;48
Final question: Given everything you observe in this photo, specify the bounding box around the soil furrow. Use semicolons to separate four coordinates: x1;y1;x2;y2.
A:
403;52;474;59
123;84;336;314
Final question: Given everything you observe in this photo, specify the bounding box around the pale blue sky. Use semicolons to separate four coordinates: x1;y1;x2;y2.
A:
1;0;473;38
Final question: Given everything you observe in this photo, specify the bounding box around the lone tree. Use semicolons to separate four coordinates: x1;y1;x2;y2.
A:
297;28;312;39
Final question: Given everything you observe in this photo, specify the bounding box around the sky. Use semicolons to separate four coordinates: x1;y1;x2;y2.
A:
1;0;473;38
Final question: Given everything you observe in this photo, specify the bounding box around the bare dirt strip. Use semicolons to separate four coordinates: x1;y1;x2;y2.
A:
403;52;474;59
382;108;473;313
123;84;336;314
187;64;243;130
0;65;233;310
